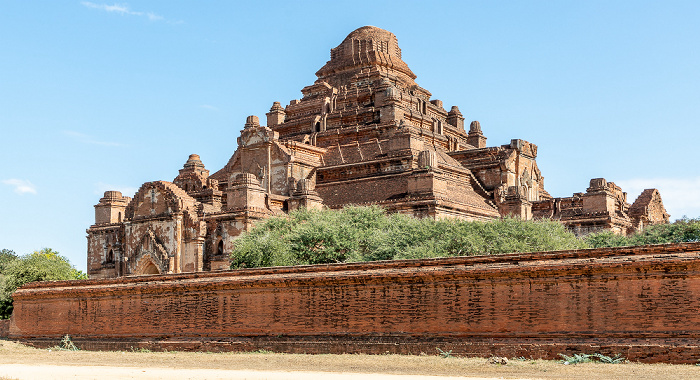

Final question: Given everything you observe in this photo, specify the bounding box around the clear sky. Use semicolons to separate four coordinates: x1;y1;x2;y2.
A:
1;1;699;271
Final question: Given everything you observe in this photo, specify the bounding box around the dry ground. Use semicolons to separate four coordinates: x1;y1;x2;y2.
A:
0;340;698;379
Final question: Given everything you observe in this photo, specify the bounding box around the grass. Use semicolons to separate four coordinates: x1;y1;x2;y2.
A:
0;340;698;379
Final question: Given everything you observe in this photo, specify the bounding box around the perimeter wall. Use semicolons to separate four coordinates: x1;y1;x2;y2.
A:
9;242;700;363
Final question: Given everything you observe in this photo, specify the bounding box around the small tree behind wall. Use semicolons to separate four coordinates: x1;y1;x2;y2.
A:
0;248;86;319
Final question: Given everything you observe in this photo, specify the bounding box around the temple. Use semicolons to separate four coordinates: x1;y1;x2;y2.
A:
87;26;669;278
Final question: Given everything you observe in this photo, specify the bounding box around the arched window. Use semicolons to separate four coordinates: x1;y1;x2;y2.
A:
107;249;113;263
217;240;224;256
314;122;321;133
118;212;122;223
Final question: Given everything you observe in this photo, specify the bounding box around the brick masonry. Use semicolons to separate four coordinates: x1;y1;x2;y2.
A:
87;26;670;279
11;242;700;363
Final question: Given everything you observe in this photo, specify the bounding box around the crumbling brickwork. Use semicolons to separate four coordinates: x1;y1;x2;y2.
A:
532;179;670;236
12;242;700;363
87;26;670;278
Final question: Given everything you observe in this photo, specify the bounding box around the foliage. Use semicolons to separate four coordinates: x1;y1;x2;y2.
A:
0;249;18;319
586;217;700;248
559;353;594;364
591;353;626;364
436;348;453;358
0;249;17;273
230;206;588;269
0;248;87;319
55;334;79;351
559;353;625;365
583;230;629;248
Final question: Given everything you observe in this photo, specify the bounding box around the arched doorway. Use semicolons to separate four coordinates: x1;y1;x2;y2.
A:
141;262;160;275
133;253;163;276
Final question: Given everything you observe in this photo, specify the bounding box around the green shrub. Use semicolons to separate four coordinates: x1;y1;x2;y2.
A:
584;230;631;248
230;206;587;269
586;217;700;248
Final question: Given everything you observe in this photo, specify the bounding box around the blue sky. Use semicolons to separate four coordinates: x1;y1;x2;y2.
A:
1;1;699;271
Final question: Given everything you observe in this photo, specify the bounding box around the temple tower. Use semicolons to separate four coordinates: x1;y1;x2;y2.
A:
94;191;130;225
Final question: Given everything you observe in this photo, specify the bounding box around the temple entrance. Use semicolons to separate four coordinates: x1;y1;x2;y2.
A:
133;253;163;276
140;262;160;275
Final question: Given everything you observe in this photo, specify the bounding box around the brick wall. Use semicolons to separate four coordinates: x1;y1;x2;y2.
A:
0;319;8;338
10;242;700;363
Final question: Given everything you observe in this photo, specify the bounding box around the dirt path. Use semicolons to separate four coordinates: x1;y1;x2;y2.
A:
0;364;520;380
1;340;698;379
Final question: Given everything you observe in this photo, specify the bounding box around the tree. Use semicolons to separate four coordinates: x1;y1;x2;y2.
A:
0;248;19;319
0;249;17;273
0;248;87;319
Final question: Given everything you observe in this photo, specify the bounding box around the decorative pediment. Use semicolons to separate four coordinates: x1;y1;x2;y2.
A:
125;181;198;219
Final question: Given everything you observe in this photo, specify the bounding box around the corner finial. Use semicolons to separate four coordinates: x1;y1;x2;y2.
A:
244;115;260;129
469;121;482;134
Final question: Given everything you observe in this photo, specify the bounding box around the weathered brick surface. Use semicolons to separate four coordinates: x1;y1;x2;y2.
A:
0;319;8;338
10;242;700;363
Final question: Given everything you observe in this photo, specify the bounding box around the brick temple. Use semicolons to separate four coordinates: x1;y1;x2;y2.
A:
87;26;669;278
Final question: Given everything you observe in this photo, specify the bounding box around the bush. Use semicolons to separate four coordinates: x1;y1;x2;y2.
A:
586;217;700;248
0;248;87;319
230;206;588;269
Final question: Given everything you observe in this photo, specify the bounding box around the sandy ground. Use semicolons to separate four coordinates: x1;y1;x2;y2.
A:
0;364;523;380
1;340;699;380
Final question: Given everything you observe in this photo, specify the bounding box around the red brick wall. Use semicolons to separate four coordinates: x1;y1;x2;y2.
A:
0;319;8;338
10;242;700;363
